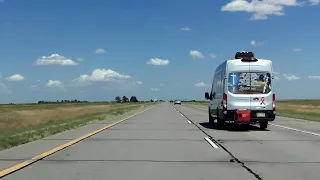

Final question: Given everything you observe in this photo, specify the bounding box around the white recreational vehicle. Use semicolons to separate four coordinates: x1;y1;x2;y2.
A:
204;52;276;130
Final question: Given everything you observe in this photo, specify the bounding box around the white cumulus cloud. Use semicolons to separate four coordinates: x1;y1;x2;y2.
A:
310;0;320;5
250;40;264;46
283;74;300;81
35;54;78;66
6;74;24;81
95;48;106;54
146;58;170;66
309;76;320;80
150;88;160;91
220;0;315;20
78;58;85;61
195;82;211;87
47;80;63;87
181;27;192;31
75;69;132;84
190;50;205;59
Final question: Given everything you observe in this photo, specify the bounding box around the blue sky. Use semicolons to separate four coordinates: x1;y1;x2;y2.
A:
0;0;320;103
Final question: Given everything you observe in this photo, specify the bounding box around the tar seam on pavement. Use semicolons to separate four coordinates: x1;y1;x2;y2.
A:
172;105;264;180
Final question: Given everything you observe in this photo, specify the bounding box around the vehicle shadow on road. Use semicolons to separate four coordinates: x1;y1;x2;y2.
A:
199;122;270;132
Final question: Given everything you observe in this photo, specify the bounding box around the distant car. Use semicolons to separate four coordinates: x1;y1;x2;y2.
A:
174;100;181;105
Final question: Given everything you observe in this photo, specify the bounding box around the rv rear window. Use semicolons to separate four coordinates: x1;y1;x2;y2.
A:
228;72;272;94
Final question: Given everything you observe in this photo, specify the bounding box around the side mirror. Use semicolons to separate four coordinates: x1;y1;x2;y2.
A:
205;92;210;100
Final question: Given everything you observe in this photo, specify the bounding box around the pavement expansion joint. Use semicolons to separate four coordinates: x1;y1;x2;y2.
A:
106;128;200;131
39;159;232;163
217;139;320;143
172;105;264;180
0;159;29;161
81;138;206;142
242;161;320;164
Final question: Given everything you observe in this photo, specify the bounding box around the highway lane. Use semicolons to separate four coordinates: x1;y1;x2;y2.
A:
175;104;320;180
1;103;256;180
1;102;320;179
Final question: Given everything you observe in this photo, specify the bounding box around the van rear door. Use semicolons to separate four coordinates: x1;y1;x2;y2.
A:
248;70;273;119
227;71;273;109
227;71;252;110
227;62;273;111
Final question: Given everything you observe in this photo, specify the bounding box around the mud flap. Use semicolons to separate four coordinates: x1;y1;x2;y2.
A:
235;110;251;121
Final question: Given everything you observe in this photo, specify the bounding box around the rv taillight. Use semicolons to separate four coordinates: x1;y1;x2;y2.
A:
272;93;276;111
223;93;227;111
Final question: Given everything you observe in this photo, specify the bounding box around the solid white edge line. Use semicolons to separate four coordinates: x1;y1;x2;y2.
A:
270;123;320;137
187;105;320;138
204;137;219;149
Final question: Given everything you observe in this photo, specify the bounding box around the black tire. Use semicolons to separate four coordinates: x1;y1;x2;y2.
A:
259;121;268;130
216;109;225;127
209;110;215;124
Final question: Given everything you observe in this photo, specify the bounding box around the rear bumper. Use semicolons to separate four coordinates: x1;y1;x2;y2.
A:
222;110;275;123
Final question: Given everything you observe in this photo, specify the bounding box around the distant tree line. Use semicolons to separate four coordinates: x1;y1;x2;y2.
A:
169;100;207;103
114;96;138;103
114;96;164;103
38;99;90;104
35;96;165;105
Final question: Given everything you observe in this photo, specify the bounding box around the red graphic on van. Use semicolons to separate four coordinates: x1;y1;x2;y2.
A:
260;97;266;105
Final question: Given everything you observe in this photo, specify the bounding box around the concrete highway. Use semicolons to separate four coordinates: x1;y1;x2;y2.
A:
1;102;320;180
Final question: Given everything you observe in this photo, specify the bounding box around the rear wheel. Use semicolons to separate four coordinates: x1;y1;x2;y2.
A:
259;121;268;130
216;109;225;127
209;109;214;124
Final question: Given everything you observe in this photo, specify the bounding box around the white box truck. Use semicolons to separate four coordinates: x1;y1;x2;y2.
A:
204;52;276;130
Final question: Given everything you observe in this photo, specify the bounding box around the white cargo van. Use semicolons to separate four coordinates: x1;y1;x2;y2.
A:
204;52;276;130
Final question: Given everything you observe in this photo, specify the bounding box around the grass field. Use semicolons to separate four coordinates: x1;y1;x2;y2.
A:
0;102;154;151
184;100;320;122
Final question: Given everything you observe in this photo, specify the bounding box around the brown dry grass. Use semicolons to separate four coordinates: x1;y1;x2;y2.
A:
0;102;155;151
0;103;146;132
276;100;320;121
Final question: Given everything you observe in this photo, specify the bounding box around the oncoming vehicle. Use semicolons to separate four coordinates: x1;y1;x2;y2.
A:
204;51;276;130
174;100;182;105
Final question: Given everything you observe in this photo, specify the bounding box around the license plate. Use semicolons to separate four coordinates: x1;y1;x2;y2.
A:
256;113;265;117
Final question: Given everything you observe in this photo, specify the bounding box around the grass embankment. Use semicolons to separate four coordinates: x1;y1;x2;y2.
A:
184;100;320;122
0;102;154;151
